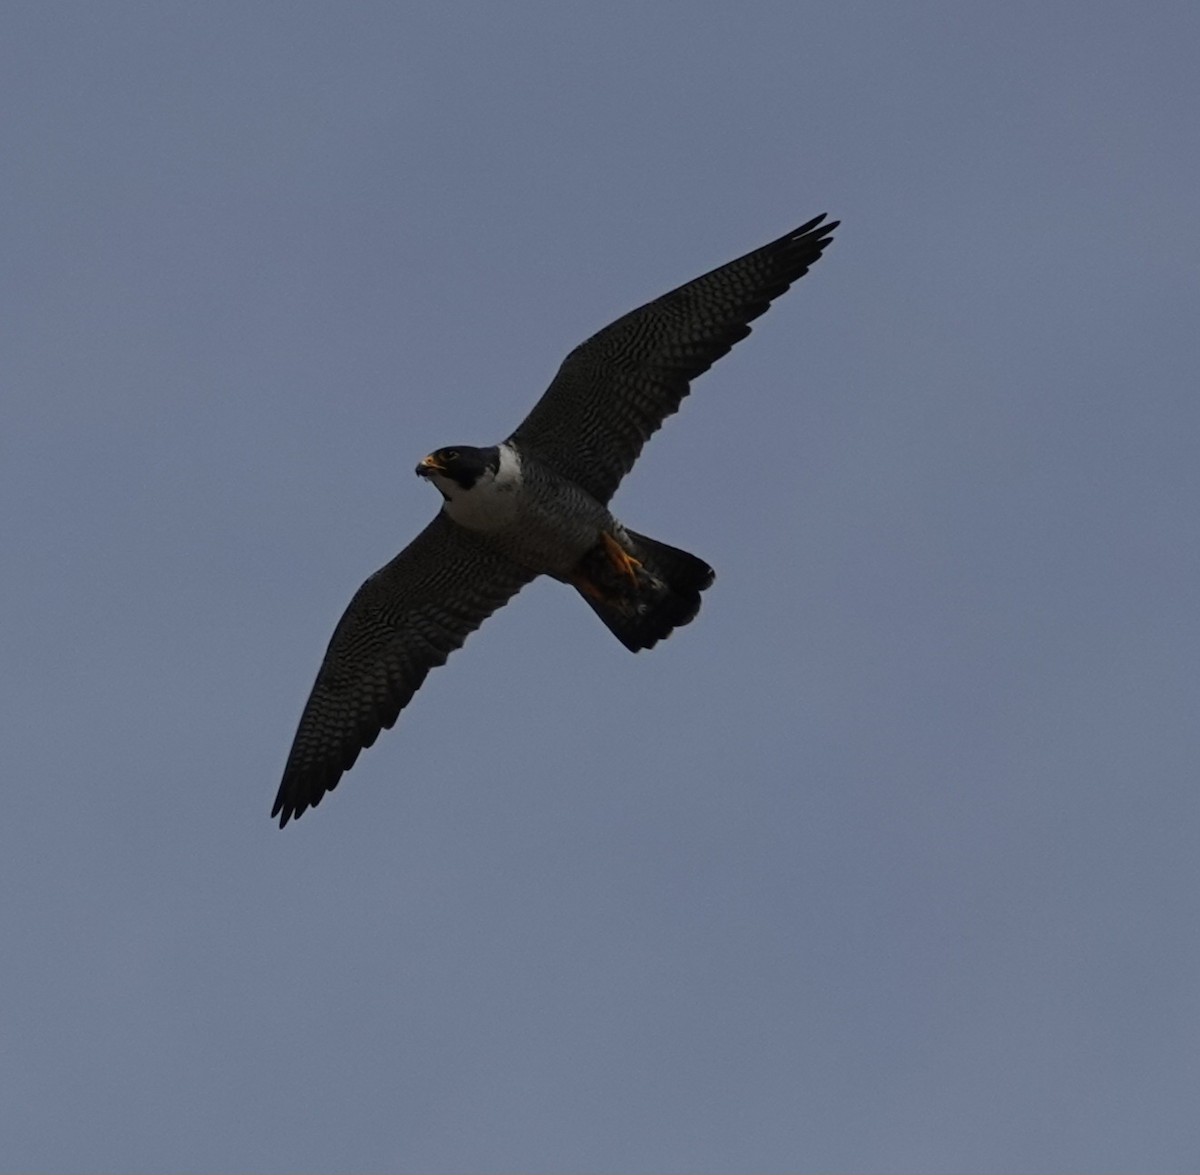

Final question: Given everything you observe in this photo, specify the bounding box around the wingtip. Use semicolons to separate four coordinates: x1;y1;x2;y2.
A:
271;787;301;829
799;212;839;237
775;213;838;255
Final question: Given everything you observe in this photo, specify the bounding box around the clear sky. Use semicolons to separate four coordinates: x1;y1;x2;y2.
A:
4;3;1199;1171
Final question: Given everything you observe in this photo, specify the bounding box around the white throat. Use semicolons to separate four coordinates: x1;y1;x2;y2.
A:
437;443;523;532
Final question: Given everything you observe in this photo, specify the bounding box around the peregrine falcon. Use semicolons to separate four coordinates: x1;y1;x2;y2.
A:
274;213;838;826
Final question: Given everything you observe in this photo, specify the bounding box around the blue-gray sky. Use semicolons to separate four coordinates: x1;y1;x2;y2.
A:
4;3;1199;1171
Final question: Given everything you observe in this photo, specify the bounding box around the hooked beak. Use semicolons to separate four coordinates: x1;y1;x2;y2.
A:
415;454;445;478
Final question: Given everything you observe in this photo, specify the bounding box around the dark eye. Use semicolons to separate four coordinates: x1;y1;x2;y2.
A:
443;449;459;462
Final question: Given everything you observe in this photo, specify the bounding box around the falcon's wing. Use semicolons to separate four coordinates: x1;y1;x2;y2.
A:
509;214;838;504
273;512;535;826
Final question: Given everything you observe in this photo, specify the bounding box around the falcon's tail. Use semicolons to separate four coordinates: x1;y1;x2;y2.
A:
576;530;715;653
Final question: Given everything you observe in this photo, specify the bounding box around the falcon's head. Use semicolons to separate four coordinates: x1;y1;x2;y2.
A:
415;445;500;494
415;445;523;531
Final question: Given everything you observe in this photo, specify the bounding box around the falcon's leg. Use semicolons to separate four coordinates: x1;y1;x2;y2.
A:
600;530;643;589
569;532;646;606
568;568;606;602
571;527;715;653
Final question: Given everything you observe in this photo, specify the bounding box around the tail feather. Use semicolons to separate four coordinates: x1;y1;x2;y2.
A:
579;530;715;652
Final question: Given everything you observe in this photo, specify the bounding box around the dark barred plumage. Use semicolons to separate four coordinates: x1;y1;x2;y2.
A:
511;214;837;503
275;214;837;826
272;517;534;825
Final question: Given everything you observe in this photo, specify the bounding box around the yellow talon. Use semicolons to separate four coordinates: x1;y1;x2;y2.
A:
601;531;642;588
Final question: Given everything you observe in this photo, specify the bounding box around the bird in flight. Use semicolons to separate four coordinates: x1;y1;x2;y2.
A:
274;214;838;826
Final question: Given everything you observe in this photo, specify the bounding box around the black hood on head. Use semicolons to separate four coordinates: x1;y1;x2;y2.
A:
416;445;500;490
